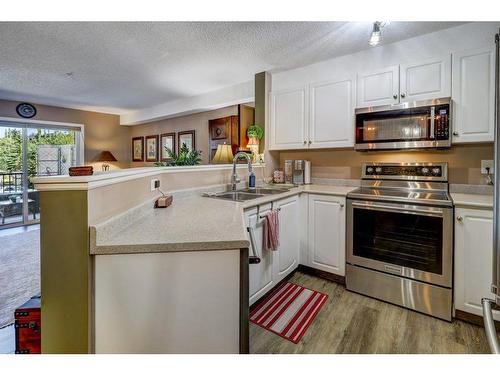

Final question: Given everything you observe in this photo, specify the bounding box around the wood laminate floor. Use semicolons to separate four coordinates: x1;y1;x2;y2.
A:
250;272;494;354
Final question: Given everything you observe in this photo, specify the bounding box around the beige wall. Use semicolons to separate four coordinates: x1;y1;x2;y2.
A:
130;106;239;167
279;144;494;185
0;99;131;169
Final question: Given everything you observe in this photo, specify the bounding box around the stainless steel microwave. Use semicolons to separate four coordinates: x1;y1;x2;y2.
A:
354;97;451;151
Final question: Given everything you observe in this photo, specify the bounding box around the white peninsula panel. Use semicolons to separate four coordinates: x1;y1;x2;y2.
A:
94;250;241;353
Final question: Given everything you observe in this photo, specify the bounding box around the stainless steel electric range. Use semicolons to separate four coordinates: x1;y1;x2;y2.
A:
346;162;453;321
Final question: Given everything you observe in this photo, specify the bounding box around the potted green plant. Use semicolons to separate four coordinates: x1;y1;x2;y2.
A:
155;143;202;167
246;124;263;162
247;124;264;140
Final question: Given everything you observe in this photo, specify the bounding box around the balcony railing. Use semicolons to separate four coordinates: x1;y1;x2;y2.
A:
0;172;23;194
0;172;40;225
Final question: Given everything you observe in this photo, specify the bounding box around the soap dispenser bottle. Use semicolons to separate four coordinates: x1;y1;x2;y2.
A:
249;171;256;188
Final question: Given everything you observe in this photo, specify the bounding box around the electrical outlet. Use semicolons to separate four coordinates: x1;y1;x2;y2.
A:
151;178;160;191
481;160;494;175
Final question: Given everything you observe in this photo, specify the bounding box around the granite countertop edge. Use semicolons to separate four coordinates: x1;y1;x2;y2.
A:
90;240;251;255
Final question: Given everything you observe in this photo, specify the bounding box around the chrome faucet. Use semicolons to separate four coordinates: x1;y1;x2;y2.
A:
232;152;253;191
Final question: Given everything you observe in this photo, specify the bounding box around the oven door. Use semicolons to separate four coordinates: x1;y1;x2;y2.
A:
346;199;453;287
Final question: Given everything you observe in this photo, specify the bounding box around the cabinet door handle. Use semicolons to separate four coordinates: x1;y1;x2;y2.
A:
308;140;312;145
393;94;398;99
246;226;261;263
453;131;459;136
400;93;406;98
303;140;307;144
340;203;345;208
457;216;463;222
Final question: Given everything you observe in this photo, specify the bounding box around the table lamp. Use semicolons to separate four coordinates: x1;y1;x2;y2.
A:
212;143;233;164
96;151;117;171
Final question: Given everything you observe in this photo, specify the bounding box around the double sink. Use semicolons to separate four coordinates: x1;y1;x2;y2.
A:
204;187;290;202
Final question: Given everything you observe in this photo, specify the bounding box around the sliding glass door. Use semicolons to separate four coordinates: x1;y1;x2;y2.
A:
0;124;25;226
0;121;82;228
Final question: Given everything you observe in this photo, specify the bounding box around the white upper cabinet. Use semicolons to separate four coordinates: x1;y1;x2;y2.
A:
307;194;346;276
269;87;307;150
356;55;451;108
452;46;495;143
454;207;499;320
309;77;355;148
274;196;300;282
399;55;452;103
356;65;400;108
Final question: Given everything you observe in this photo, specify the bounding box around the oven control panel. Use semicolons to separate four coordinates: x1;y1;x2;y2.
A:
362;163;447;181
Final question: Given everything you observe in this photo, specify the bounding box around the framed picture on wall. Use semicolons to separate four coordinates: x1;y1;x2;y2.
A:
132;136;144;162
178;130;196;153
145;135;159;162
160;133;176;161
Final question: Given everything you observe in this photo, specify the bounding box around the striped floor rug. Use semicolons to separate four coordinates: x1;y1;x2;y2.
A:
250;282;328;344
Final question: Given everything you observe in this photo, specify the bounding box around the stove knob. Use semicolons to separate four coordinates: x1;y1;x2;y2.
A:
375;167;382;174
421;167;429;175
432;167;441;175
366;167;374;174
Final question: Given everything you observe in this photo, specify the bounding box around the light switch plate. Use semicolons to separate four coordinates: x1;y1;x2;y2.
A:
151;178;160;191
481;160;494;174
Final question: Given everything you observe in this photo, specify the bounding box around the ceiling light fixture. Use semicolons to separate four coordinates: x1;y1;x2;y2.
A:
369;21;389;46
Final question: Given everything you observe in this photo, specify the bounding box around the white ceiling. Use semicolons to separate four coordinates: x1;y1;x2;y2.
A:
0;22;465;115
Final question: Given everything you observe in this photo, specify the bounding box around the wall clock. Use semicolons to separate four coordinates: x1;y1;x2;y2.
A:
16;103;37;118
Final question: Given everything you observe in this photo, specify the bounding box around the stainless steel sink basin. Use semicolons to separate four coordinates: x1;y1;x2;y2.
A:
203;186;290;202
209;191;265;202
238;187;290;195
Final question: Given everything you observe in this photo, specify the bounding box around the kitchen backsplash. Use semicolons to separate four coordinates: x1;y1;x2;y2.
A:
279;144;494;185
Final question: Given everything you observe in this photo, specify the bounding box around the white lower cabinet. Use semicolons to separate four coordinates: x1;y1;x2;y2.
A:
245;196;300;305
454;207;500;320
274;195;300;282
306;194;346;276
245;203;274;305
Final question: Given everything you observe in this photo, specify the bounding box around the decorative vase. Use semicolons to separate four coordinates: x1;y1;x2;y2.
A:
247;137;260;162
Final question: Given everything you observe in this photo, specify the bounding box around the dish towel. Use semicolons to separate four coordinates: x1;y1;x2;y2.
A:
264;209;280;251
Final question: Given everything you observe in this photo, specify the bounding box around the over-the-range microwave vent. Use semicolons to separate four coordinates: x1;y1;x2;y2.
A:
354;98;451;151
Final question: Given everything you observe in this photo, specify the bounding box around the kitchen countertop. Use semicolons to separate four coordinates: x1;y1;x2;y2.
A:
90;184;357;255
450;193;493;209
90;194;250;254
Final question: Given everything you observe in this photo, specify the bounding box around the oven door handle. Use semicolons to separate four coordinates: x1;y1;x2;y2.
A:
351;201;444;217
